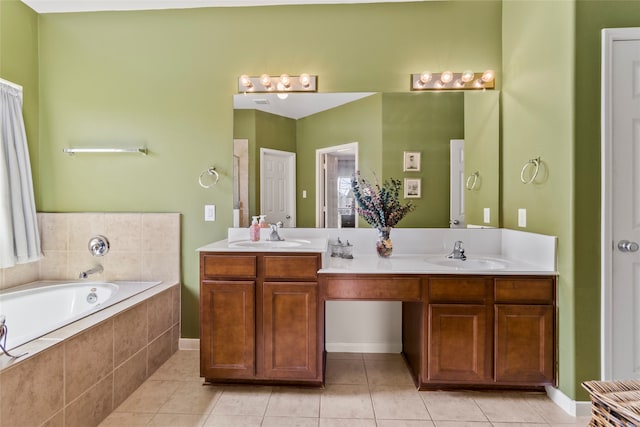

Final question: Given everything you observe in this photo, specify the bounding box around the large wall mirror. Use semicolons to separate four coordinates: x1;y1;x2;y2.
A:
233;90;499;229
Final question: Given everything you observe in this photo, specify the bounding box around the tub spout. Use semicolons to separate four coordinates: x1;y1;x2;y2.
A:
79;264;103;279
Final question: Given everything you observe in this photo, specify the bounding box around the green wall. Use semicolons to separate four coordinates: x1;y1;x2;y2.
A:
0;0;39;198
382;92;464;228
297;94;383;227
34;2;502;342
464;91;500;227
502;0;578;398
573;0;640;400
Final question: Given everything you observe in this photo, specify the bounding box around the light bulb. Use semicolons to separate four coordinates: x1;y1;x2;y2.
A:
474;79;484;88
260;74;272;88
461;70;475;83
454;79;464;88
240;74;253;88
441;71;454;84
434;80;445;89
419;72;432;84
482;69;495;82
279;74;291;88
299;73;311;87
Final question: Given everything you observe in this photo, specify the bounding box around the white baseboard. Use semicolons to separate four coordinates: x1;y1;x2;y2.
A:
325;342;403;353
179;338;200;350
545;385;592;417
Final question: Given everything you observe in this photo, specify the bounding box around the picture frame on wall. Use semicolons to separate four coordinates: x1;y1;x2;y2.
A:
404;178;421;198
403;151;421;171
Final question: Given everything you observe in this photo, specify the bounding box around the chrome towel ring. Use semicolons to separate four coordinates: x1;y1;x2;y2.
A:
199;167;220;189
466;171;479;190
520;157;541;184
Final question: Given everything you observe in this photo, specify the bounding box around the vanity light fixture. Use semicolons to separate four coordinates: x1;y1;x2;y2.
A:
237;74;317;93
411;70;495;91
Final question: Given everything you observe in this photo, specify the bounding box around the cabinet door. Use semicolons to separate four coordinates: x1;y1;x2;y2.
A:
495;304;554;384
429;304;491;383
263;282;318;380
200;280;255;379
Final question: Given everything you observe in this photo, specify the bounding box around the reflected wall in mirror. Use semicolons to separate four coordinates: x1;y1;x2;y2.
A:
233;91;500;228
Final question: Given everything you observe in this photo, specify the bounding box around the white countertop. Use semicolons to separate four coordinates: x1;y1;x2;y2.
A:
197;228;557;276
196;237;329;253
320;253;556;275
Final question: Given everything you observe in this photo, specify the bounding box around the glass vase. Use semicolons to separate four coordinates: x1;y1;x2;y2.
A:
376;227;393;258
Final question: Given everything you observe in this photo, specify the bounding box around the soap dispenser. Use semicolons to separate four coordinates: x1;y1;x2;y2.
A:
250;216;261;242
259;215;269;228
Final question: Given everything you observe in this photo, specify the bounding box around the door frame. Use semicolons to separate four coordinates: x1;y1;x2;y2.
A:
315;142;359;228
601;27;640;380
260;148;297;227
450;139;465;228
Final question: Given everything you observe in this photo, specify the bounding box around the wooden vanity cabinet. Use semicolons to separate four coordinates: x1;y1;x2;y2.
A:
200;252;321;385
200;254;257;380
494;278;555;385
261;255;320;380
421;275;556;389
426;277;493;384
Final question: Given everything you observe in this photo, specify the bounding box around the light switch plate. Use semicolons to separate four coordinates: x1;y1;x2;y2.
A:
205;205;216;221
518;208;527;227
483;208;490;224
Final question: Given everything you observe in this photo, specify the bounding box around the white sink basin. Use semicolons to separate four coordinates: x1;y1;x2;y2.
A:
425;256;507;270
229;239;311;249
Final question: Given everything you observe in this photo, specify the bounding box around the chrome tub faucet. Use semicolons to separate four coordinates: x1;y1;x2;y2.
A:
79;264;103;279
447;240;467;261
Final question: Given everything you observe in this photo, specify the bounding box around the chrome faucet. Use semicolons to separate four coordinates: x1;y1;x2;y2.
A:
266;223;285;241
447;240;467;261
79;264;103;279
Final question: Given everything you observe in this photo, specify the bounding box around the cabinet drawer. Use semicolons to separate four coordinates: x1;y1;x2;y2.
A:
495;278;554;304
263;255;320;281
429;278;491;303
201;254;257;278
323;276;421;301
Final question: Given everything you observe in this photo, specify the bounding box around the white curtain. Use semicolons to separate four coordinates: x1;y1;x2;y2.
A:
0;79;41;268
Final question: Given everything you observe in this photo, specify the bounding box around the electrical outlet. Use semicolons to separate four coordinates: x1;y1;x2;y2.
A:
205;205;216;221
518;208;527;227
483;208;490;224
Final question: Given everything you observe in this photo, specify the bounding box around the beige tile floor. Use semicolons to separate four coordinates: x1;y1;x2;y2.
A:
100;351;591;427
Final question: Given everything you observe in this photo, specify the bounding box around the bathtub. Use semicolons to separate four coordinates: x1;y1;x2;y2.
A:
0;280;161;350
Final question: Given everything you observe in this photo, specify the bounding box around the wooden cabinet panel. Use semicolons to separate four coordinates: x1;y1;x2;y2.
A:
263;282;318;379
263;255;320;281
428;304;491;382
429;278;491;303
202;254;257;278
495;304;554;384
495;278;554;304
200;280;255;379
323;276;422;301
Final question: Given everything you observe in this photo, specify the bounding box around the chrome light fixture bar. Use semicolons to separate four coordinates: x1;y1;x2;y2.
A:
238;73;317;93
411;70;495;91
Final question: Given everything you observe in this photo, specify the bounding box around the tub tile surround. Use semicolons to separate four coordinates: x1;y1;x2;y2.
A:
0;212;181;427
0;212;181;290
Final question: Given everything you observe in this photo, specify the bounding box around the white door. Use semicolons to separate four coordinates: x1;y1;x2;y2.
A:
450;139;465;228
603;29;640;380
260;148;296;227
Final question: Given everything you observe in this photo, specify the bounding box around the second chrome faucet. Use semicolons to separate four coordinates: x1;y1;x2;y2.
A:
447;240;467;261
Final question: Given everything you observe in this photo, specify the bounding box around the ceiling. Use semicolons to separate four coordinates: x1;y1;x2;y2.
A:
20;0;422;14
233;92;375;120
